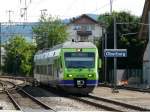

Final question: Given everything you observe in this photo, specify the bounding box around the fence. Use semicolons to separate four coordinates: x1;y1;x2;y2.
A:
108;69;143;86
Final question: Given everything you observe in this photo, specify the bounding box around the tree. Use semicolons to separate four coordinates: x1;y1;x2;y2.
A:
98;11;146;69
3;35;36;76
33;15;68;50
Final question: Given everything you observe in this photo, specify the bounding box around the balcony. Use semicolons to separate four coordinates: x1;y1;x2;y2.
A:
77;30;92;36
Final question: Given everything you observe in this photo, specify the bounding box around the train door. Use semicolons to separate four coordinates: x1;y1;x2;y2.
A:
58;57;63;80
53;59;59;80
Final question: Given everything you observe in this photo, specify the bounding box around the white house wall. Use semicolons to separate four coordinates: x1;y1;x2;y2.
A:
67;24;102;42
67;24;76;41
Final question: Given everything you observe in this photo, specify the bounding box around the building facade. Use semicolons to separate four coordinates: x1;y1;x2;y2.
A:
67;14;103;43
1;22;38;43
139;0;150;87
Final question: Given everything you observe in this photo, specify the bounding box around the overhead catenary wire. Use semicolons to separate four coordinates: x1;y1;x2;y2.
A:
59;0;118;19
89;0;117;14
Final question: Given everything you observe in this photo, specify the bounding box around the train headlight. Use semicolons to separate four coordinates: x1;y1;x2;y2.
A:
88;74;93;77
76;48;82;52
69;74;72;77
67;74;73;77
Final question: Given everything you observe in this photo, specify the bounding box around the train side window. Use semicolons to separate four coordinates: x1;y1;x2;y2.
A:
43;65;46;74
40;65;42;74
43;66;46;74
45;65;47;75
39;65;41;74
36;66;38;74
37;66;39;74
35;66;37;73
42;66;44;74
48;65;52;75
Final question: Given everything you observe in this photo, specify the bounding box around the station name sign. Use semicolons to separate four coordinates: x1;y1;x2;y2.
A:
104;49;127;58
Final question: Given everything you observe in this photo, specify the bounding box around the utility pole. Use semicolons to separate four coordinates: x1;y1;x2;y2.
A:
112;15;119;93
40;9;47;17
0;23;1;75
104;0;113;83
8;10;13;23
110;0;113;14
104;28;107;83
20;0;31;21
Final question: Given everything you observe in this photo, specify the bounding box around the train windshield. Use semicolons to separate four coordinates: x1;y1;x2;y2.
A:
64;52;95;68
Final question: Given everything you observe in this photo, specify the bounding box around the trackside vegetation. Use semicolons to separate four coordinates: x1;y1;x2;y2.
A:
3;35;36;76
32;15;68;50
2;15;68;76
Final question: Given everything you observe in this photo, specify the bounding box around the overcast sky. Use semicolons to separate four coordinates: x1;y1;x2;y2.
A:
0;0;145;22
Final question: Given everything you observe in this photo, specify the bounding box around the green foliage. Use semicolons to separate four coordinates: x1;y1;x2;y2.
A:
3;35;36;76
33;15;68;50
98;11;146;68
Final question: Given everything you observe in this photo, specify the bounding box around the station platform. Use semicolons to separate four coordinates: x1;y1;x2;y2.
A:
92;86;150;109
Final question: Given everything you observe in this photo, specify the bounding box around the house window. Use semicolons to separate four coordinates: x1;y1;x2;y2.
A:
91;25;95;30
80;25;89;31
80;36;89;41
74;24;95;31
74;25;81;30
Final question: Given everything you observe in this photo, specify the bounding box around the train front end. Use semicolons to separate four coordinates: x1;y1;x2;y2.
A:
59;46;99;94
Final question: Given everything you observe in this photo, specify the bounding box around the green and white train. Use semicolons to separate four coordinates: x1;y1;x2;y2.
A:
34;41;100;94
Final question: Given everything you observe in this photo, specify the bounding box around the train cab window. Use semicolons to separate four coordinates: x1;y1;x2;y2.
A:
64;52;95;68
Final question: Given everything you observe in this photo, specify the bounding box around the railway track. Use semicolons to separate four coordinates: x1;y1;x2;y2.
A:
0;80;16;92
67;94;150;112
0;79;56;112
0;80;7;92
0;81;4;91
40;86;150;112
6;88;56;111
92;94;150;111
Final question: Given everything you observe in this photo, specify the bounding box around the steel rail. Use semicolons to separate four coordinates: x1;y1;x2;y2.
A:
19;88;56;111
88;94;150;111
0;80;7;92
41;86;124;111
1;79;56;112
5;90;22;110
0;80;16;91
6;87;56;111
1;80;22;110
42;86;150;112
69;95;124;112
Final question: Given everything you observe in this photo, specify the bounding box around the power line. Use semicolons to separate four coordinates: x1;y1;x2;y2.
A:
64;0;78;16
90;0;117;14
